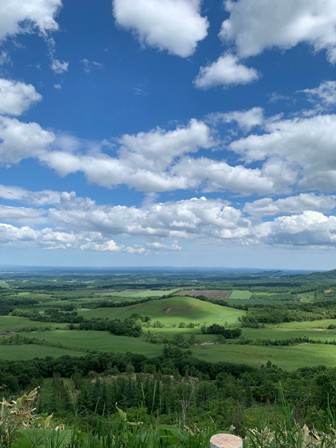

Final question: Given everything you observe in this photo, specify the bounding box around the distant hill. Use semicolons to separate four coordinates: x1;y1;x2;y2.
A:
303;268;336;282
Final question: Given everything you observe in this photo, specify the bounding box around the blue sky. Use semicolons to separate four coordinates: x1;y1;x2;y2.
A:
1;0;336;270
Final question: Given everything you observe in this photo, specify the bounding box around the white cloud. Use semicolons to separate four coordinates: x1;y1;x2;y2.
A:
113;0;208;57
0;0;62;41
230;114;336;192
0;79;41;116
221;0;336;63
194;54;259;89
0;223;37;244
80;239;121;252
0;205;45;224
214;107;264;131
301;80;336;106
41;119;214;192
256;211;336;246
48;196;250;241
0;116;55;164
0;184;93;207
2;187;336;251
34;117;300;196
51;59;69;74
119;118;212;169
173;157;278;194
245;194;336;218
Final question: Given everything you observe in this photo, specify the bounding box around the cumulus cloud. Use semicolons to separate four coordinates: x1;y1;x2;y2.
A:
113;0;208;57
41;119;215;192
0;79;41;116
214;107;264;131
194;54;259;88
80;239;121;252
0;116;55;164
0;0;62;41
119;118;213;169
0;184;93;207
230;114;336;192
2;186;336;251
221;0;336;63
0;205;45;224
48;196;250;241
245;194;336;218
256;211;336;246
173;157;279;195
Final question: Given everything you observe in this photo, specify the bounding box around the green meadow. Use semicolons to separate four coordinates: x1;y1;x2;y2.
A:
243;319;336;342
0;344;83;360
77;296;245;326
20;330;163;357
104;288;181;298
229;290;252;300
192;342;336;370
0;316;67;333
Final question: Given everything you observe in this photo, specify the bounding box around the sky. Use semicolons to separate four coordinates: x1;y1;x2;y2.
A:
1;0;336;270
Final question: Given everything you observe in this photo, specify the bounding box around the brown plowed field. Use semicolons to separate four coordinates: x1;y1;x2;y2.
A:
181;290;231;300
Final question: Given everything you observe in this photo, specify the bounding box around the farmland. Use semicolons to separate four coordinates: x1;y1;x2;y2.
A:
2;268;336;442
0;267;336;370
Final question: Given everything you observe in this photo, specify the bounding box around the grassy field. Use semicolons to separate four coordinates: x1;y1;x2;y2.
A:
242;319;336;342
192;342;336;370
0;316;67;333
77;296;245;326
0;344;83;360
229;290;252;300
103;288;181;298
20;330;163;357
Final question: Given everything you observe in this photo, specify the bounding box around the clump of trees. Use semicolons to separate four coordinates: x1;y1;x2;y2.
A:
76;318;143;337
201;324;241;339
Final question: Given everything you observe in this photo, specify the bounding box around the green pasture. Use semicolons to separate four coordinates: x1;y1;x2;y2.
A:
229;290;252;300
0;316;67;333
0;344;82;360
77;296;245;326
20;330;163;357
101;288;181;298
242;319;336;342
192;343;336;370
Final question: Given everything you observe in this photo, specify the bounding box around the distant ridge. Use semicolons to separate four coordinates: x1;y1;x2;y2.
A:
303;268;336;282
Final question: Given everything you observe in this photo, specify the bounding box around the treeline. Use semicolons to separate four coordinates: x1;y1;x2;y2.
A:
84;296;166;309
201;324;241;338
25;351;336;431
74;317;143;337
13;308;84;323
240;302;336;326
1;348;336;431
0;296;38;316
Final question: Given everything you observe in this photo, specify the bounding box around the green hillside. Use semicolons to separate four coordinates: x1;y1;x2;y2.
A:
77;295;245;326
